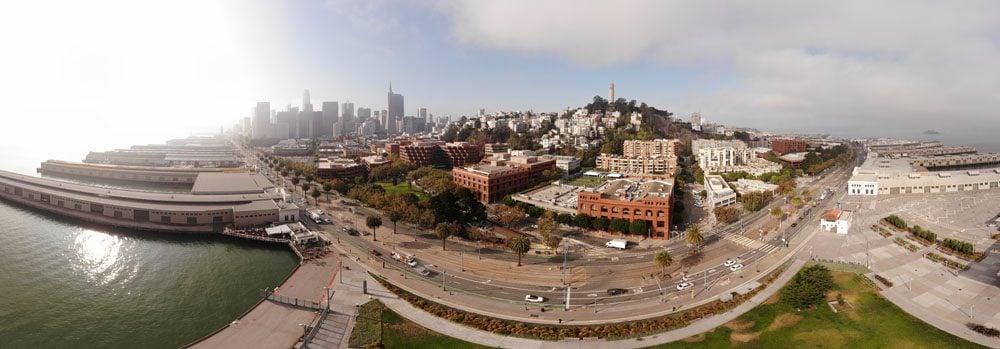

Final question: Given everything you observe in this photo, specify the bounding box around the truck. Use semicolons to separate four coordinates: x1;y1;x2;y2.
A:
605;239;628;250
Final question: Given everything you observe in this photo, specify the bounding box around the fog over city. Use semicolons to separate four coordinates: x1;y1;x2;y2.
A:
1;0;998;140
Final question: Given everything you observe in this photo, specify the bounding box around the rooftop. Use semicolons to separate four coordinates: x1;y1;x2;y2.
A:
191;172;275;195
596;179;672;201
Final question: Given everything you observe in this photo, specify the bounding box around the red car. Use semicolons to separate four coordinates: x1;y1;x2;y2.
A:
369;249;381;256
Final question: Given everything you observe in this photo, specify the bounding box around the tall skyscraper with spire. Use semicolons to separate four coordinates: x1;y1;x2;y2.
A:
387;82;404;135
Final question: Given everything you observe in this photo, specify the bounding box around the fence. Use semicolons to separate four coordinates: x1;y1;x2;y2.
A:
301;292;334;348
260;288;325;310
807;258;871;274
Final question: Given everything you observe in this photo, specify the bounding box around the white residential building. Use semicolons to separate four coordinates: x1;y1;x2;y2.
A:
820;209;852;234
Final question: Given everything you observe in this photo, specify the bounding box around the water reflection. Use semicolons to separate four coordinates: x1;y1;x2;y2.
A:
71;229;128;286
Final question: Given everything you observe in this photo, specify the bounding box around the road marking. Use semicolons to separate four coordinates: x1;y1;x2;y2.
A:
588;293;598;297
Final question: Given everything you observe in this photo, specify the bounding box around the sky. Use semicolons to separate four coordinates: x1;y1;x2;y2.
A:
1;0;999;146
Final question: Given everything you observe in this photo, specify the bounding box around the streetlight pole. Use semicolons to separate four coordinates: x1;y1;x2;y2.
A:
461;252;465;272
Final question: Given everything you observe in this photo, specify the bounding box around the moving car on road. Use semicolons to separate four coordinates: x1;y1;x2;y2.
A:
606;288;627;296
723;259;737;267
369;248;381;256
730;263;744;272
524;295;545;303
676;282;694;291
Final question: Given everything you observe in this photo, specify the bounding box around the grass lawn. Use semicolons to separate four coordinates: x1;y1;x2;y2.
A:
567;175;607;188
653;271;986;349
349;300;489;349
376;181;428;200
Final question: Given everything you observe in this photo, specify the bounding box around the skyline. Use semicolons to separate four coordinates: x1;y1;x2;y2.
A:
2;0;1000;140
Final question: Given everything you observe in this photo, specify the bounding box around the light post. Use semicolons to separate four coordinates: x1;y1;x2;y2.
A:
461;252;465;272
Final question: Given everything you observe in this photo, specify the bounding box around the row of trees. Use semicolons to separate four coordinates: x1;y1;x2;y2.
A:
740;190;774;212
884;214;908;230
941;238;975;255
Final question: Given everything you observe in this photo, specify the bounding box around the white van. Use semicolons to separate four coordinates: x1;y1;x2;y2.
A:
605;239;628;250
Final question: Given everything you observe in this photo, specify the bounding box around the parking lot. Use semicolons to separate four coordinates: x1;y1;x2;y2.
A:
863;190;1000;249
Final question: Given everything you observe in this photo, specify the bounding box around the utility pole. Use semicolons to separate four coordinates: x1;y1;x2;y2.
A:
461;252;465;272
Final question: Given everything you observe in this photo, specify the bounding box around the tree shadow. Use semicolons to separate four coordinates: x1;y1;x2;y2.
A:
680;250;704;268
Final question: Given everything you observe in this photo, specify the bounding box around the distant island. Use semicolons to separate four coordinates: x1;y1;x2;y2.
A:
923;130;941;135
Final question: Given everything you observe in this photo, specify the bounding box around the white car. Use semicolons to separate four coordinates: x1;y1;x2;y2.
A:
406;258;418;267
524;295;545;303
730;263;744;272
723;259;737;267
676;282;694;291
681;274;691;282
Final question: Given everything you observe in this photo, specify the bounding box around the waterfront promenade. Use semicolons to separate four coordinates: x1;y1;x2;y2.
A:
188;251;352;349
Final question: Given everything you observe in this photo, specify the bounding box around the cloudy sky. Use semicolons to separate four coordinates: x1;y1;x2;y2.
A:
1;0;999;141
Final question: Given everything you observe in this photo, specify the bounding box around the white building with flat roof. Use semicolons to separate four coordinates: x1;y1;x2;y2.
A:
705;175;736;208
820;209;852;234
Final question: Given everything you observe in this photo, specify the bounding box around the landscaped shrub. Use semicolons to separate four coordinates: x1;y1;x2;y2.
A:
873;274;894;287
941;238;974;255
967;323;1000;337
925;253;970;271
908;225;937;243
894;237;921;252
884;215;907;230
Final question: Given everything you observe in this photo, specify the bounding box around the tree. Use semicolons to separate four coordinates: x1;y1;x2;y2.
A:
386;207;403;235
714;206;741;224
771;207;784;231
435;222;455;250
492;205;526;227
506;236;531;266
653;250;673;275
629;220;648;236
610;218;629;233
685;225;704;251
322;182;333;202
366;216;382;242
573;214;591;229
781;264;833;309
291;177;300;187
537;211;557;239
593;217;610;231
301;183;311;194
309;189;321;205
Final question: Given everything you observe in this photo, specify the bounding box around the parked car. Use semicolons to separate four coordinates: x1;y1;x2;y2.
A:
676;282;694;291
369;248;381;256
524;295;545;303
606;288;627;296
730;263;744;272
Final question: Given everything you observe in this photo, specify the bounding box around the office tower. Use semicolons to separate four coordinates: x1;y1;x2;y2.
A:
379;110;388;132
276;106;298;139
302;89;313;112
357;107;372;121
609;82;615;101
341;102;355;136
478;108;486;117
387;82;404;135
251;102;271;140
418;108;427;122
296;109;313;139
321;101;339;138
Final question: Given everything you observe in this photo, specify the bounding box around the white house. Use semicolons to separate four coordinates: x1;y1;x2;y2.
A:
820;209;852;234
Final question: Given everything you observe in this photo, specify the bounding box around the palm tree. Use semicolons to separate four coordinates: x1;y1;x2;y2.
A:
434;222;453;250
653;250;673;275
366;216;382;242
506;236;531;267
771;207;784;231
685;225;704;251
386;209;403;235
322;182;333;202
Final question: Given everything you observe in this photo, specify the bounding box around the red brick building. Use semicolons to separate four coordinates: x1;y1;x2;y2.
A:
771;138;808;155
399;140;483;169
576;179;673;238
452;156;555;203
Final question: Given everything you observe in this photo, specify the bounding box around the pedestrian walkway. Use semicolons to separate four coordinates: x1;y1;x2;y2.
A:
304;312;351;349
718;229;775;253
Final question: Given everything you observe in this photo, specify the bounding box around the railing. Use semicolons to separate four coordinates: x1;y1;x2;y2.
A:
220;228;288;243
301;292;334;348
260;288;325;310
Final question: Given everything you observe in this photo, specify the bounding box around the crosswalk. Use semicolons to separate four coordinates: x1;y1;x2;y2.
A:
717;230;778;254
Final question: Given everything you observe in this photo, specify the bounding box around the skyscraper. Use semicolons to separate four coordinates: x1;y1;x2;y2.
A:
341;102;355;136
302;89;313;112
609;82;615;101
251;102;271;140
321;101;339;138
418;107;427;122
387;82;404;135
